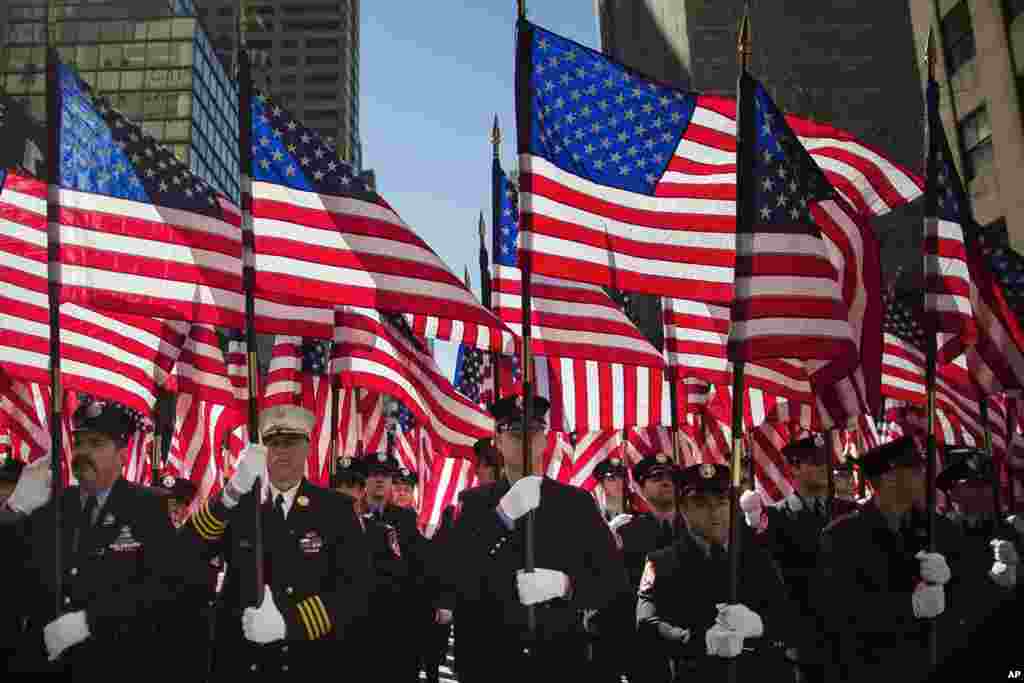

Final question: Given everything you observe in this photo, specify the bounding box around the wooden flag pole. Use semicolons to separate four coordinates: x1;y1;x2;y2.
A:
45;0;65;623
328;355;340;487
238;0;264;605
490;117;502;401
727;7;753;682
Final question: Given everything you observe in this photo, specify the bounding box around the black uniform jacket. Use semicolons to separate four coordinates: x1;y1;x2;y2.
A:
637;527;794;681
813;503;1012;682
183;478;370;677
1;477;186;674
445;477;628;678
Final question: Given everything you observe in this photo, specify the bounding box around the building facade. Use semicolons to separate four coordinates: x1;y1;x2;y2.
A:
595;0;927;346
1;0;241;201
194;0;363;171
907;0;1024;254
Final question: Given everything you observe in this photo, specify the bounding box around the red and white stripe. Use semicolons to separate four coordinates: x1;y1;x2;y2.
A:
748;421;798;503
418;455;476;538
331;307;492;458
531;355;673;433
519;93;921;301
121;431;153;484
963;247;1024;394
249;178;516;352
491;265;664;367
359;391;388;455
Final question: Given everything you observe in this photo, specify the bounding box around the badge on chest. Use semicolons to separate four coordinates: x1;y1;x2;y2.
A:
299;530;324;554
109;524;142;552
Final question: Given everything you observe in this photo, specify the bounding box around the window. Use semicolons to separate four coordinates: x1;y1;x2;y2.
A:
217;7;234;17
306;72;338;84
76;45;99;70
306;55;339;65
306;91;337;101
100;45;123;70
306;38;339;49
282;21;340;32
148;43;173;68
1008;0;1024;20
279;56;299;66
942;2;976;76
959;106;994;180
280;74;297;84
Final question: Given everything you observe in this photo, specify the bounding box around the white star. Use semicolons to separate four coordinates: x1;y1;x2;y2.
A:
287;144;297;153
610;152;622;163
762;177;774;192
159;181;168;192
760;206;772;220
285;165;296;176
314;170;325;180
776;193;789;208
272;106;282;117
619;165;630;175
340;175;351;184
645;173;656;184
328;162;337;171
790;207;800;220
300;156;311;166
260;136;270;146
287;121;297;130
538;38;550;50
272;151;284;161
314;148;325;159
301;133;312;144
594;159;606;170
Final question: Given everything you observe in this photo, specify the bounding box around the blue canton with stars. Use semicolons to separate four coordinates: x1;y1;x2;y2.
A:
494;163;520;268
454;342;488;403
395;402;416;434
250;90;375;201
883;288;926;351
750;79;833;228
300;338;329;375
525;23;696;195
56;59;223;217
926;80;967;227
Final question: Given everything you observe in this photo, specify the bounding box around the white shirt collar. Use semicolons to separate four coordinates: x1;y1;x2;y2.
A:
269;481;302;518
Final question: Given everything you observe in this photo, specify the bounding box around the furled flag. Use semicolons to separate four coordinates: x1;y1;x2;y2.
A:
393;401;418;476
924;77;977;363
300;338;336;485
247;89;515;352
50;57;245;326
514;21;921;300
728;75;856;379
491;158;664;367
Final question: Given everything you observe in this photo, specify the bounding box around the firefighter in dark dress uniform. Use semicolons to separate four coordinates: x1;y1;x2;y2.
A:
739;436;846;682
813;436;1013;682
0;456;26;671
182;405;371;678
0;399;188;675
637;462;793;682
445;394;629;682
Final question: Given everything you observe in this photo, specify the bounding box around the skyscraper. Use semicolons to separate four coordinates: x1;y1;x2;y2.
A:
194;0;363;171
595;0;926;345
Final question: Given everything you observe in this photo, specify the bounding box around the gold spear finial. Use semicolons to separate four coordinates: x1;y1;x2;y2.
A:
479;211;487;244
926;28;937;81
517;0;526;20
463;265;472;289
492;114;501;158
737;3;752;71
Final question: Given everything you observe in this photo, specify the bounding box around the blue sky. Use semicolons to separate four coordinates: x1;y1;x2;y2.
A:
359;1;599;378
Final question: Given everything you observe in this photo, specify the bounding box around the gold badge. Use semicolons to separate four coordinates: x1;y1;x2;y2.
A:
377;453;387;463
339;456;351;468
102;513;115;527
296;495;309;507
611;458;621;467
700;463;716;479
162;475;175;488
656;454;668;464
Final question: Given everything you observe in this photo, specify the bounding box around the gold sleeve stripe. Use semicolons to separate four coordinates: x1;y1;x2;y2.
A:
200;502;227;530
296;600;323;640
309;595;331;634
191;503;225;540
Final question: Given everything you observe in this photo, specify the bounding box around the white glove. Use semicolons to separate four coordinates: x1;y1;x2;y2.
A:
715;603;764;638
8;457;52;515
990;560;1018;589
225;444;267;505
915;551;951;585
705;624;744;658
992;539;1019;565
609;513;634;532
242;585;286;643
911;583;945;619
516;567;569;606
739;490;764;530
498;475;543;522
435;608;453;625
1007;515;1024;538
43;610;90;661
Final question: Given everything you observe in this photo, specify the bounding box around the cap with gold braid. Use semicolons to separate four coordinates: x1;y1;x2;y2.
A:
259;405;315;441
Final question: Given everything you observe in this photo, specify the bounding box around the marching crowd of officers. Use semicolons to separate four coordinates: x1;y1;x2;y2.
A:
0;393;1023;681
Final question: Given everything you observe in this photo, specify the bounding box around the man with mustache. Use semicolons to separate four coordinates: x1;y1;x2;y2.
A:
183;404;371;677
636;463;792;681
0;398;187;674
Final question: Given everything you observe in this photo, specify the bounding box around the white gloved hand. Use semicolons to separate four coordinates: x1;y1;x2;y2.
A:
8;457;52;515
609;513;634;532
225;444;268;506
705;624;744;658
498;475;543;522
715;603;764;638
915;551;952;585
43;610;90;661
242;585;286;643
911;583;945;619
516;567;570;606
435;608;453;625
1007;515;1024;538
992;539;1019;565
739;490;764;530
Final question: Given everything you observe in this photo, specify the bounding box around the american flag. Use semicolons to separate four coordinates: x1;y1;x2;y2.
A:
0;168;191;415
453;342;493;406
50;57;245;327
418;455;476;538
392;402;418;474
730;75;856;375
925;77;977;363
331;307;492;458
490;158;663;367
247;90;515;352
359;391;388;455
515;21;922;301
301;338;337;485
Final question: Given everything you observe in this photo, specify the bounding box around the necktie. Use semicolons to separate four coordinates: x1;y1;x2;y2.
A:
74;496;97;553
274;494;286;523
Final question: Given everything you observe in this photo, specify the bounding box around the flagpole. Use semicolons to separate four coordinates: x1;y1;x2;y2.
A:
238;0;264;605
45;0;65;624
726;8;753;682
826;430;836;523
980;397;1002;516
490;117;502;401
328;352;340;487
1008;393;1018;513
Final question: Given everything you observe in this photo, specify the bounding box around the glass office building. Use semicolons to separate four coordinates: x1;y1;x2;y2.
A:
1;0;240;202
